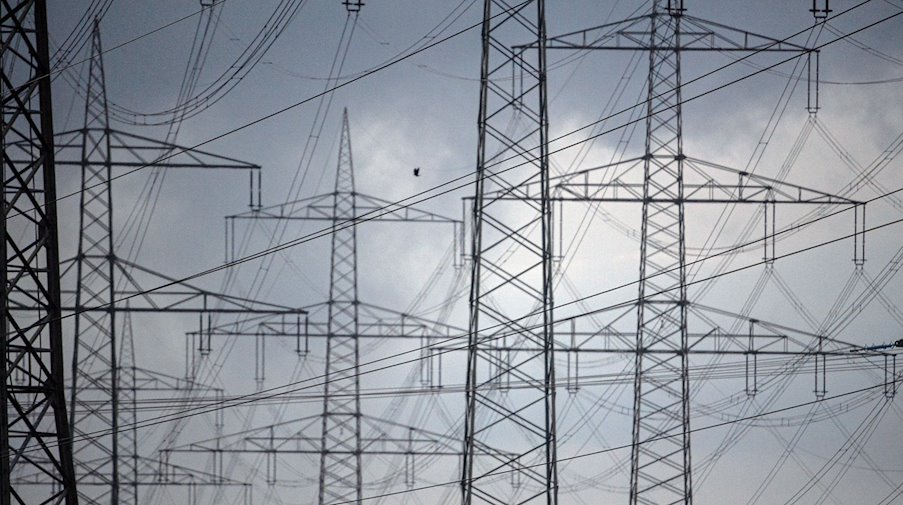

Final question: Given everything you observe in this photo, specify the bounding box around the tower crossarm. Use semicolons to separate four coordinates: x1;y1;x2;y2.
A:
59;257;304;315
48;127;264;211
226;192;460;224
180;300;465;385
54;128;262;171
554;157;860;205
529;303;896;400
185;314;462;341
169;431;461;457
531;13;812;53
12;455;251;487
476;157;860;206
123;367;224;394
150;455;252;487
225;192;462;266
164;414;472;487
435;315;876;357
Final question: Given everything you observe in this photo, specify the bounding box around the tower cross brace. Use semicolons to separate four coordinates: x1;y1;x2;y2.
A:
1;1;78;504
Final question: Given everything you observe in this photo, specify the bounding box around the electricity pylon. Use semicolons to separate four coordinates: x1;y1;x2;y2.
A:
51;21;301;505
319;108;363;505
463;1;557;504
210;109;462;503
464;1;872;503
542;3;837;503
1;0;78;503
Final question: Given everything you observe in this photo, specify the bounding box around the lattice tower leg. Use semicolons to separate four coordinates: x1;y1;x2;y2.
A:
1;1;79;503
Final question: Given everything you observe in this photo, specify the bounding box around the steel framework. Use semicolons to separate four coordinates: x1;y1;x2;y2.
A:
319;108;362;505
458;1;875;503
1;0;78;503
45;21;296;505
463;1;557;504
220;109;461;504
477;2;857;504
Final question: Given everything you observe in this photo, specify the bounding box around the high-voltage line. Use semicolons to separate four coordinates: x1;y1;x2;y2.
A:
9;203;900;482
297;378;901;505
11;195;902;473
1;1;78;504
10;0;868;225
8;167;885;489
7;3;896;504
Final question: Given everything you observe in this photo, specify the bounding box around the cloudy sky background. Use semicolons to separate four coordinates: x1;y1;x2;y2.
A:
42;0;903;503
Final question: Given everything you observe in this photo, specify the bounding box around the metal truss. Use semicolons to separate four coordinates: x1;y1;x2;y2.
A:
213;109;460;503
1;1;78;503
183;300;464;390
5;21;299;505
319;110;362;505
227;194;461;264
163;414;466;488
118;312;138;505
435;302;892;390
463;1;557;504
519;2;846;504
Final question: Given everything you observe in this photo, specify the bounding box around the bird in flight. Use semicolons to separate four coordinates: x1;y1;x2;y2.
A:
413;167;420;177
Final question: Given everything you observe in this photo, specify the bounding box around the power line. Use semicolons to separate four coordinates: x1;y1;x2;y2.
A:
8;0;899;465
327;381;900;505
8;0;881;222
6;195;903;461
6;2;890;340
15;1;899;499
17;0;231;95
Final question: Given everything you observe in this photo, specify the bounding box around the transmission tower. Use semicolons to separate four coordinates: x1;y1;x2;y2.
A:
458;1;885;503
457;0;888;502
1;1;78;503
199;109;462;503
543;3;838;503
47;21;301;505
463;1;557;503
319;108;363;505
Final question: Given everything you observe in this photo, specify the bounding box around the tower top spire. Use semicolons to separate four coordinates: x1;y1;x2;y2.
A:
335;108;355;196
84;18;110;131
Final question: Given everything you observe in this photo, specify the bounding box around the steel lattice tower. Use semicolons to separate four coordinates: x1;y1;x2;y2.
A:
630;3;692;504
209;108;462;501
59;21;294;505
1;0;79;503
537;2;837;503
70;21;121;505
117;310;138;505
459;2;853;503
463;1;557;503
318;109;362;505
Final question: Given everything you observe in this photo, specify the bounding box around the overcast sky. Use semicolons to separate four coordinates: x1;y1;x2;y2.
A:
44;1;903;504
